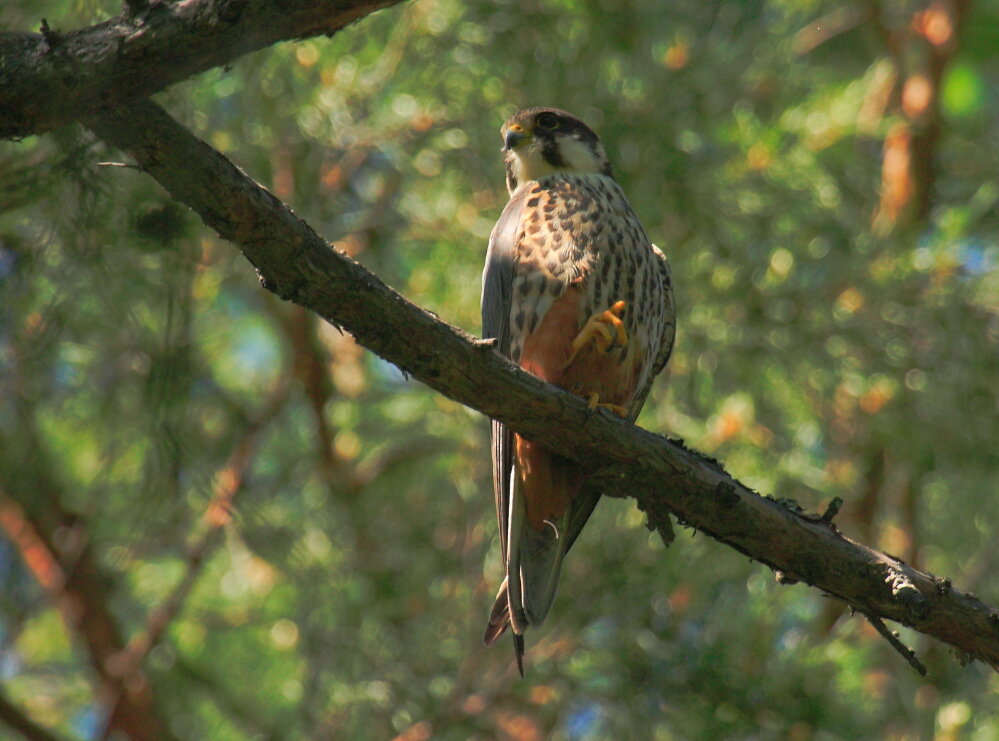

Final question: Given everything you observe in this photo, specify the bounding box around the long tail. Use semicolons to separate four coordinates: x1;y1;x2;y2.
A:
483;438;600;673
483;578;525;675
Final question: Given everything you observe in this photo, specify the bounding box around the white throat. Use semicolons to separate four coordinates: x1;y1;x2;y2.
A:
509;136;607;187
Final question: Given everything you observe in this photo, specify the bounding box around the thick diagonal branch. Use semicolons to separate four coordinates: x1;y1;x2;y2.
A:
0;0;403;139
85;99;999;671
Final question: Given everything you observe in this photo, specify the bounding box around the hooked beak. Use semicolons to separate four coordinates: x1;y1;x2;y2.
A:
503;124;530;151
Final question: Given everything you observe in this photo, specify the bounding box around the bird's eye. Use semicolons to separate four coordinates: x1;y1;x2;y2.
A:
536;113;559;130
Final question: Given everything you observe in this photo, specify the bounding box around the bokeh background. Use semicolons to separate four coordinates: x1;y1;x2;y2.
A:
1;0;998;739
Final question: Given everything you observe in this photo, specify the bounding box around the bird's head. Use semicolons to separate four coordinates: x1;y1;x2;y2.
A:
501;107;612;194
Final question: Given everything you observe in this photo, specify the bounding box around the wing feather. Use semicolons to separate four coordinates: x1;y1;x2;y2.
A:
626;244;676;421
481;185;530;564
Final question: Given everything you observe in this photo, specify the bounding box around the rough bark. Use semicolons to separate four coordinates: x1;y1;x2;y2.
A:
0;0;404;139
86;99;999;671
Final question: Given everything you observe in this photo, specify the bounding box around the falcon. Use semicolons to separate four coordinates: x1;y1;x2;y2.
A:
480;107;676;673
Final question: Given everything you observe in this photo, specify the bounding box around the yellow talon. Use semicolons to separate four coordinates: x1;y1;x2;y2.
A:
586;392;628;417
568;301;629;364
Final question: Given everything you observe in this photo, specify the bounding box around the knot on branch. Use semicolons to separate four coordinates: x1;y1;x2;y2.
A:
713;481;739;508
791;497;844;531
821;496;843;524
257;270;280;295
885;565;930;620
636;498;675;547
256;267;306;304
40;18;61;51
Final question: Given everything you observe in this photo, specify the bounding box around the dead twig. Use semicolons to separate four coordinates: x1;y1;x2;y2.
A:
863;612;928;676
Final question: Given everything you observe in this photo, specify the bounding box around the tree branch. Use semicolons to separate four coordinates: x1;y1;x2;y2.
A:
85;99;999;671
0;0;404;139
870;0;970;228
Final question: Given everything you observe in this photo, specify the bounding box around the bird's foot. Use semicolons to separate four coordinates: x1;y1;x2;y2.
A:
586;391;628;417
568;301;628;364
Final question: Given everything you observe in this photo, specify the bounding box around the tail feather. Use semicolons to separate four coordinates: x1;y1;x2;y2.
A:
483;579;526;676
513;634;525;677
483;578;511;646
507;505;571;628
507;446;598;631
483;442;601;673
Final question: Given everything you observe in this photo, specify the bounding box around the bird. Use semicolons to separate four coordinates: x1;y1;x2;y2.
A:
480;107;676;674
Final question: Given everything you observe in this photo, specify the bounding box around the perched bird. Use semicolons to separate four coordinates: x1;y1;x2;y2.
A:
481;107;676;673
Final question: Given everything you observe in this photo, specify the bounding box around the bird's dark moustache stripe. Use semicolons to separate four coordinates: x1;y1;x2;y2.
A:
540;138;567;169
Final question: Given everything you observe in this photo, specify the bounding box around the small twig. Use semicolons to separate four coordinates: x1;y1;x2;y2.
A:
863;612;927;676
821;496;843;524
39;19;60;51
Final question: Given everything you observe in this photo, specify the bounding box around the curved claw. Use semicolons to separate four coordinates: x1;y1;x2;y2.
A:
568;301;628;364
586;391;628;417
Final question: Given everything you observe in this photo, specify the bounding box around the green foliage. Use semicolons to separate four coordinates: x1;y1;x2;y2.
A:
1;0;998;739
